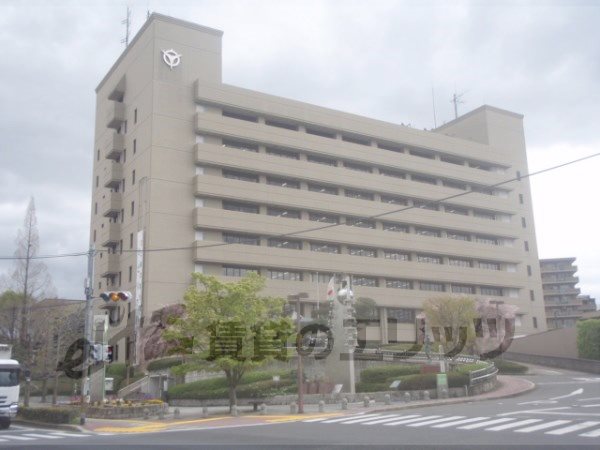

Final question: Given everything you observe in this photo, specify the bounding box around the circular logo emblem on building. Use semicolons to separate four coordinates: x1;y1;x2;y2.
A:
162;49;181;70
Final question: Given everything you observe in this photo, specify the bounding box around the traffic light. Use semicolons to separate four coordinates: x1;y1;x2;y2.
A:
104;345;114;363
100;291;132;302
90;343;103;362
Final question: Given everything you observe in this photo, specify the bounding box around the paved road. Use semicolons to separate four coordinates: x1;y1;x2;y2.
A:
1;365;598;448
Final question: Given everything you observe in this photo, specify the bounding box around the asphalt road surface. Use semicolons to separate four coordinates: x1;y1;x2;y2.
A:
2;365;599;449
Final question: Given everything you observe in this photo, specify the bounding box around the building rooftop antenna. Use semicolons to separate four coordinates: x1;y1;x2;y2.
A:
451;91;466;119
121;6;132;47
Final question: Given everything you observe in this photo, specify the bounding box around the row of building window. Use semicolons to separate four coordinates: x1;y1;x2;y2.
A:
217;109;508;175
220;169;513;222
223;232;506;269
218;139;511;202
220;201;515;248
220;265;510;296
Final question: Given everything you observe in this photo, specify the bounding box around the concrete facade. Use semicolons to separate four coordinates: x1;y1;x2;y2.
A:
540;257;596;329
89;14;547;365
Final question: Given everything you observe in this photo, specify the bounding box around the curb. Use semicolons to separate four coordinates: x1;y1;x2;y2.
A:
13;419;85;432
368;377;536;414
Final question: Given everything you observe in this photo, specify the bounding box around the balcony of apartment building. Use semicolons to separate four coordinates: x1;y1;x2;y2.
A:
99;222;121;248
549;308;582;319
104;131;125;160
103;161;123;189
541;276;579;285
98;252;120;278
542;285;581;296
106;100;126;130
540;264;577;274
101;193;122;218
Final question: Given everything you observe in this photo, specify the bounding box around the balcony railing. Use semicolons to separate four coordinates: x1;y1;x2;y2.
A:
101;193;122;218
104;131;125;160
99;253;119;278
100;222;120;248
103;161;123;189
106;101;126;130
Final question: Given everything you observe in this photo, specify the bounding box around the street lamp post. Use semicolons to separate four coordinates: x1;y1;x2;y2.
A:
288;292;309;414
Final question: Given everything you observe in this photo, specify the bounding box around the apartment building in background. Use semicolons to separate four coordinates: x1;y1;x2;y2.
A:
89;14;547;365
540;257;597;329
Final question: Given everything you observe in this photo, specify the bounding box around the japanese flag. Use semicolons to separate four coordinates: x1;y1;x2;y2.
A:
326;276;336;301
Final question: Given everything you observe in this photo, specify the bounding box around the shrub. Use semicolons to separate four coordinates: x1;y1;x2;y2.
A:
147;357;184;372
18;406;79;424
453;362;490;374
106;363;127;378
577;319;600;360
492;359;528;374
360;364;421;383
355;382;390;393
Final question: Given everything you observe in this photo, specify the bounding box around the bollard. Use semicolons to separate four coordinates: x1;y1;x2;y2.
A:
79;413;86;425
464;386;469;397
231;405;238;417
412;391;420;401
260;403;267;415
363;396;370;407
158;408;165;420
174;408;180;419
384;394;391;405
318;401;325;413
143;408;150;420
404;392;411;403
202;406;208;418
341;398;348;410
441;388;449;399
290;402;297;414
423;391;430;401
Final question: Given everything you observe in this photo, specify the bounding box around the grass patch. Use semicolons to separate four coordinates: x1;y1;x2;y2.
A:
492;359;528;374
360;364;421;383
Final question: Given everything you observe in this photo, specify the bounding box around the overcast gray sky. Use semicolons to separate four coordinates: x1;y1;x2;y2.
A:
0;0;598;304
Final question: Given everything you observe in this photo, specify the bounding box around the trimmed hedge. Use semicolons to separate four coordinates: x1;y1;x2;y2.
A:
167;369;294;400
147;357;185;372
492;359;528;374
18;406;79;424
453;362;489;374
577;319;600;360
357;372;471;392
360;365;421;383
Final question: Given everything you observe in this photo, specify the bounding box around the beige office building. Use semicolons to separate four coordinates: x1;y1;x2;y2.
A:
90;14;547;364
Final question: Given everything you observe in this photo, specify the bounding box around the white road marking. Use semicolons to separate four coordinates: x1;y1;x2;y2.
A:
545;421;600;435
22;433;62;439
432;417;490;428
322;413;380;424
458;418;516;430
406;416;465;427
582;404;600;408
499;406;570;416
579;428;600;438
0;435;36;441
572;377;600;382
550;388;584;400
518;400;557;405
485;419;541;431
514;420;571;433
578;397;600;402
362;415;417;425
48;432;91;437
302;417;334;423
384;415;441;426
341;415;392;424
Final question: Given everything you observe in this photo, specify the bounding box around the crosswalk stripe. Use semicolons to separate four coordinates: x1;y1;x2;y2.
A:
545;421;600;435
0;435;36;441
22;433;62;439
384;415;441;426
458;418;515;430
407;416;465;427
580;428;600;438
514;420;571;433
0;438;7;442
342;415;395;424
303;417;335;423
432;417;490;428
486;419;542;431
48;432;91;437
322;413;379;424
362;415;417;425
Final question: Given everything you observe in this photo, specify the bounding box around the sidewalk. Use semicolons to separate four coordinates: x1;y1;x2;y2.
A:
75;374;534;434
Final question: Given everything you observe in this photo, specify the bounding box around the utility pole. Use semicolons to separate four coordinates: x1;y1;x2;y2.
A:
451;91;465;119
289;292;309;414
81;246;95;406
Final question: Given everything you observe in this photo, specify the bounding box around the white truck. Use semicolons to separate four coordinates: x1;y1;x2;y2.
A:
0;344;20;429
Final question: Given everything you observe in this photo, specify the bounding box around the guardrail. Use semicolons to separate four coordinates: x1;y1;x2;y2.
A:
469;362;498;386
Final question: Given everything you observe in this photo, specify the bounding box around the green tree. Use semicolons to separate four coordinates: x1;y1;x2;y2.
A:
165;273;294;411
422;296;477;357
577;319;600;360
355;297;379;321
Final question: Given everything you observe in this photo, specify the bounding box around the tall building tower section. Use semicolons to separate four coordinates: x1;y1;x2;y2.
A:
89;14;547;364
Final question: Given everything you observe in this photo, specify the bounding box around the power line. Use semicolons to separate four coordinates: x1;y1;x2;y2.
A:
0;151;598;261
